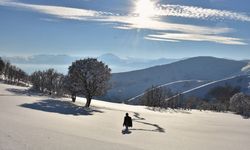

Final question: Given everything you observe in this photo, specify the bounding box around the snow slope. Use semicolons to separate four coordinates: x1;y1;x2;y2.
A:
1;83;250;150
128;80;208;103
181;75;250;98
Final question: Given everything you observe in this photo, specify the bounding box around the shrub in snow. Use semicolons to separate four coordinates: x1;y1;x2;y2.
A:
207;84;241;110
230;93;250;117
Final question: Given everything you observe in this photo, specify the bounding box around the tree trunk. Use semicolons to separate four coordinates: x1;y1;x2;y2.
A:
71;93;76;102
85;96;92;107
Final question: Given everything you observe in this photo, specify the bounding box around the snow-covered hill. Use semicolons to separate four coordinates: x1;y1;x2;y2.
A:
241;63;250;74
126;75;250;104
1;83;250;150
127;80;208;103
181;75;250;99
102;56;248;102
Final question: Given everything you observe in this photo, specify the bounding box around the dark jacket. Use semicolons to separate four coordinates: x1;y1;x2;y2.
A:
123;116;132;127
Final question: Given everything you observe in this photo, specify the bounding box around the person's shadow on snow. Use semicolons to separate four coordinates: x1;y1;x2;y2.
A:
130;112;165;133
121;129;132;134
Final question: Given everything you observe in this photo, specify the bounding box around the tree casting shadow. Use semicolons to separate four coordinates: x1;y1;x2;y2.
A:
132;112;165;133
6;88;44;97
20;99;104;116
6;88;29;95
146;107;192;114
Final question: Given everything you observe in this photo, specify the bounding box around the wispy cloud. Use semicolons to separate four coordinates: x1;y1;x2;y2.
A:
108;16;232;34
0;0;248;45
146;33;247;45
144;37;180;42
157;4;250;22
0;0;104;20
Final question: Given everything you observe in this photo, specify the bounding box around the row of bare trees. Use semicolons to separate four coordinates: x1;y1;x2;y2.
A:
0;57;28;85
30;68;65;95
140;86;192;110
140;86;174;109
140;84;250;117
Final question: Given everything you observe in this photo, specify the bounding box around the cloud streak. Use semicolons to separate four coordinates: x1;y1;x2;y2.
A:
0;0;106;20
157;4;250;22
146;33;247;45
0;0;248;45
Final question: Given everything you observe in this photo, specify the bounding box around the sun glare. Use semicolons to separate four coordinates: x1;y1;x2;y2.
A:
134;0;157;18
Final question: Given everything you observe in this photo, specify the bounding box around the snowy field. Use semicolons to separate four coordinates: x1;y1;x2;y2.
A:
0;83;250;150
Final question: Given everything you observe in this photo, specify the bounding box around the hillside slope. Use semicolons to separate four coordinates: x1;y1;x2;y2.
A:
182;75;250;98
103;57;247;102
1;83;250;150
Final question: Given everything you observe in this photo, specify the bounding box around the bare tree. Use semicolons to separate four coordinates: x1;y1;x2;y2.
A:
68;58;111;107
30;71;41;90
8;65;17;83
15;68;27;84
54;73;65;96
30;69;64;95
0;57;5;75
30;70;46;92
3;61;10;80
63;75;79;102
44;68;59;95
140;86;173;109
0;59;28;85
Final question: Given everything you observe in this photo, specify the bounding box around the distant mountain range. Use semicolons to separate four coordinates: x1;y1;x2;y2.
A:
101;56;249;102
2;54;77;65
2;54;180;74
98;53;180;73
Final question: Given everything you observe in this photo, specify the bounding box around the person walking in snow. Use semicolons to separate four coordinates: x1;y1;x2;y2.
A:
123;113;132;132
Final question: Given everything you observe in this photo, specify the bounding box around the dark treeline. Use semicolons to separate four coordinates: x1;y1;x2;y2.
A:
0;57;28;85
140;85;250;117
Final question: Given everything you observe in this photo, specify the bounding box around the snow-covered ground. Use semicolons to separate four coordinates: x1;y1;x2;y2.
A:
0;83;250;150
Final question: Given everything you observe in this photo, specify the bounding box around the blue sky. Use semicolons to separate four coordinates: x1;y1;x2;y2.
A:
0;0;250;59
